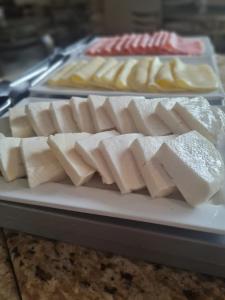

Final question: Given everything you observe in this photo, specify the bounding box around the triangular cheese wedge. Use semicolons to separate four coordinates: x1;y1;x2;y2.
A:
128;98;170;135
104;96;143;133
26;102;56;136
155;98;190;134
70;97;95;133
88;95;114;132
0;137;26;181
173;97;223;142
48;133;95;186
156;131;225;206
131;136;176;197
99;133;145;193
21;137;66;188
75;130;119;184
9;105;35;137
50;100;78;133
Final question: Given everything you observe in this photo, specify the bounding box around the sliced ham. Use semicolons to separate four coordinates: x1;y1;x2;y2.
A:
86;31;204;56
101;36;120;55
137;33;151;54
112;34;130;55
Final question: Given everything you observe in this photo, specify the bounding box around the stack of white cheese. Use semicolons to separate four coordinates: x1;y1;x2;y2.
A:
8;95;225;143
0;130;224;207
1;95;225;207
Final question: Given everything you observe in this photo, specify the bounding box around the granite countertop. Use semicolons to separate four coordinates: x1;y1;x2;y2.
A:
4;230;225;300
1;56;225;300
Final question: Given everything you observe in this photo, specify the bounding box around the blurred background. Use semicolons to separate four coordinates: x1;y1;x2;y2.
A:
1;0;225;79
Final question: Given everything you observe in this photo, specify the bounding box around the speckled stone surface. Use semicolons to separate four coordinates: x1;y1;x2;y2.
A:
0;230;20;300
3;230;225;300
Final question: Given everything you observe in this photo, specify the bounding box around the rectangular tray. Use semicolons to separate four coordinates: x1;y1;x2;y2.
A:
1;98;225;236
30;55;224;102
0;177;225;235
1;200;225;278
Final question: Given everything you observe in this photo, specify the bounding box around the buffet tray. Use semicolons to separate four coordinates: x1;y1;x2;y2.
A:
1;97;225;236
29;55;225;103
1;200;225;278
1;96;225;277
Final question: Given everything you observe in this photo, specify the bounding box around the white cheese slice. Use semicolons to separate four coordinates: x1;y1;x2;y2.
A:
9;105;35;137
75;130;119;184
48;133;95;186
104;96;144;133
50;100;78;133
115;58;137;90
21;137;66;188
0;137;26;181
211;107;225;136
70;97;95;133
128;99;171;136
173;97;223;142
131;136;176;197
155;99;190;134
99;133;145;193
26;102;56;136
156;131;225;206
88;95;114;132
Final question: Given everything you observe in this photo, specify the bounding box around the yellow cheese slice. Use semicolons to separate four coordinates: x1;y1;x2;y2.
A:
47;62;78;86
129;57;152;91
115;58;137;90
155;61;184;91
172;58;219;92
57;60;88;87
93;58;118;86
71;57;105;85
101;61;124;89
147;57;162;92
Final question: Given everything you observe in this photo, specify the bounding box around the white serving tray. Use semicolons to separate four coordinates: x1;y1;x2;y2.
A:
30;55;224;102
1;99;225;235
0;177;225;235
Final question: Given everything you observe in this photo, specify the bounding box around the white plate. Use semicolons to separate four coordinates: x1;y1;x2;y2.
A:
0;177;225;234
30;55;224;102
1;106;225;235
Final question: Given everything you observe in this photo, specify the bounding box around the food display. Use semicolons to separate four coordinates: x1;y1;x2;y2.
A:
47;57;219;93
0;130;224;207
8;96;225;142
86;31;204;56
1;95;224;207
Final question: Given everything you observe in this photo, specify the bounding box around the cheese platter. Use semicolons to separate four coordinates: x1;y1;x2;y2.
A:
1;95;225;234
1;35;225;278
29;54;224;104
